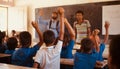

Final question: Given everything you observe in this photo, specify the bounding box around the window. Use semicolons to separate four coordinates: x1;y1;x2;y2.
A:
0;7;7;32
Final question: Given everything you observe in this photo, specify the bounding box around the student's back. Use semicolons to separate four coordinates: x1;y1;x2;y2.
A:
12;31;41;67
61;40;74;58
33;7;65;69
74;52;97;69
34;39;63;69
61;18;75;59
12;46;39;67
74;38;98;69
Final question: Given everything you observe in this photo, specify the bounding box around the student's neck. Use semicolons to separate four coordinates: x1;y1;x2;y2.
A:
46;43;54;47
81;50;91;54
77;19;83;24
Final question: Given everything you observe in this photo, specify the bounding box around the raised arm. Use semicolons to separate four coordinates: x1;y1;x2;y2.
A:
87;27;91;37
94;35;100;52
73;22;77;40
31;21;43;46
64;18;75;40
90;29;100;52
103;21;110;44
58;7;65;41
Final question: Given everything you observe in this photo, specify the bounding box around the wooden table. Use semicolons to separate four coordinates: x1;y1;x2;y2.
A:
60;58;108;69
0;53;11;64
0;53;11;58
60;58;74;66
0;63;36;69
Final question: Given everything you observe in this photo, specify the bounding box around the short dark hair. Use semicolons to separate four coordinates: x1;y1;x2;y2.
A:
52;11;58;15
80;38;94;53
7;37;18;50
19;31;31;47
12;30;16;33
109;35;120;69
75;10;84;15
63;31;70;46
0;31;6;44
43;30;55;45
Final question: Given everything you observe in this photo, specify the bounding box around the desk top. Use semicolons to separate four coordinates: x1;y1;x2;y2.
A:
73;44;109;59
60;58;107;68
0;53;11;58
60;58;74;66
0;63;36;69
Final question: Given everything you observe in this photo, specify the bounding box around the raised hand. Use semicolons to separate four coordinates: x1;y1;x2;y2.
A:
93;29;100;36
104;21;110;30
103;21;110;44
31;21;43;46
57;7;65;15
31;21;38;28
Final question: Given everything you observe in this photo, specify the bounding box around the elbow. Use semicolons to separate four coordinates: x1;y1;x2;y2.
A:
72;32;75;37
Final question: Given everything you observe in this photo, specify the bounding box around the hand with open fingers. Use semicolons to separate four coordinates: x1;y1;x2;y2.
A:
104;21;110;29
94;29;100;35
57;7;65;15
31;21;38;28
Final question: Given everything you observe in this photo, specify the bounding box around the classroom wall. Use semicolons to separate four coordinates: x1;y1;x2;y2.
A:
14;0;117;38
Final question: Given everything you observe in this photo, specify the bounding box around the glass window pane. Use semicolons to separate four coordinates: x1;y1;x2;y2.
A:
0;7;7;31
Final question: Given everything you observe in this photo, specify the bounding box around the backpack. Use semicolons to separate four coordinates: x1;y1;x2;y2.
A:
49;20;59;33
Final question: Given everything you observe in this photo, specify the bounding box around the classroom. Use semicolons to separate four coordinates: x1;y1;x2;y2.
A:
0;0;120;69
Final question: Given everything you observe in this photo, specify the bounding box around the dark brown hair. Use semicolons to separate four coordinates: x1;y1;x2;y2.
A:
43;30;55;45
63;31;70;46
80;38;94;53
109;35;120;69
75;10;84;15
19;31;31;48
0;31;6;45
7;37;18;50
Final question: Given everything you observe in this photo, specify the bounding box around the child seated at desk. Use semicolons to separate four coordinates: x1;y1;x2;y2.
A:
74;38;98;69
0;31;7;53
11;22;43;67
33;7;64;69
5;37;18;54
89;21;110;61
60;18;75;59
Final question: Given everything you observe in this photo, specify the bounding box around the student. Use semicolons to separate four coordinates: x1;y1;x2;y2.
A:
33;7;64;69
73;38;98;69
0;31;7;53
89;21;110;61
5;37;18;54
11;30;17;37
73;10;91;44
61;18;75;58
12;22;43;67
108;35;120;69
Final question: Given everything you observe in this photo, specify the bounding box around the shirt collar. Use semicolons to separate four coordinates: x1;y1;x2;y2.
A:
44;46;55;49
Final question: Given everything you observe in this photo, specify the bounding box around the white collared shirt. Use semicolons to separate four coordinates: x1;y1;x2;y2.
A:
34;40;63;69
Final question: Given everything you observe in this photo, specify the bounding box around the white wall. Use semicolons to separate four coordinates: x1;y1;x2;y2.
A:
15;0;116;8
14;0;116;38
